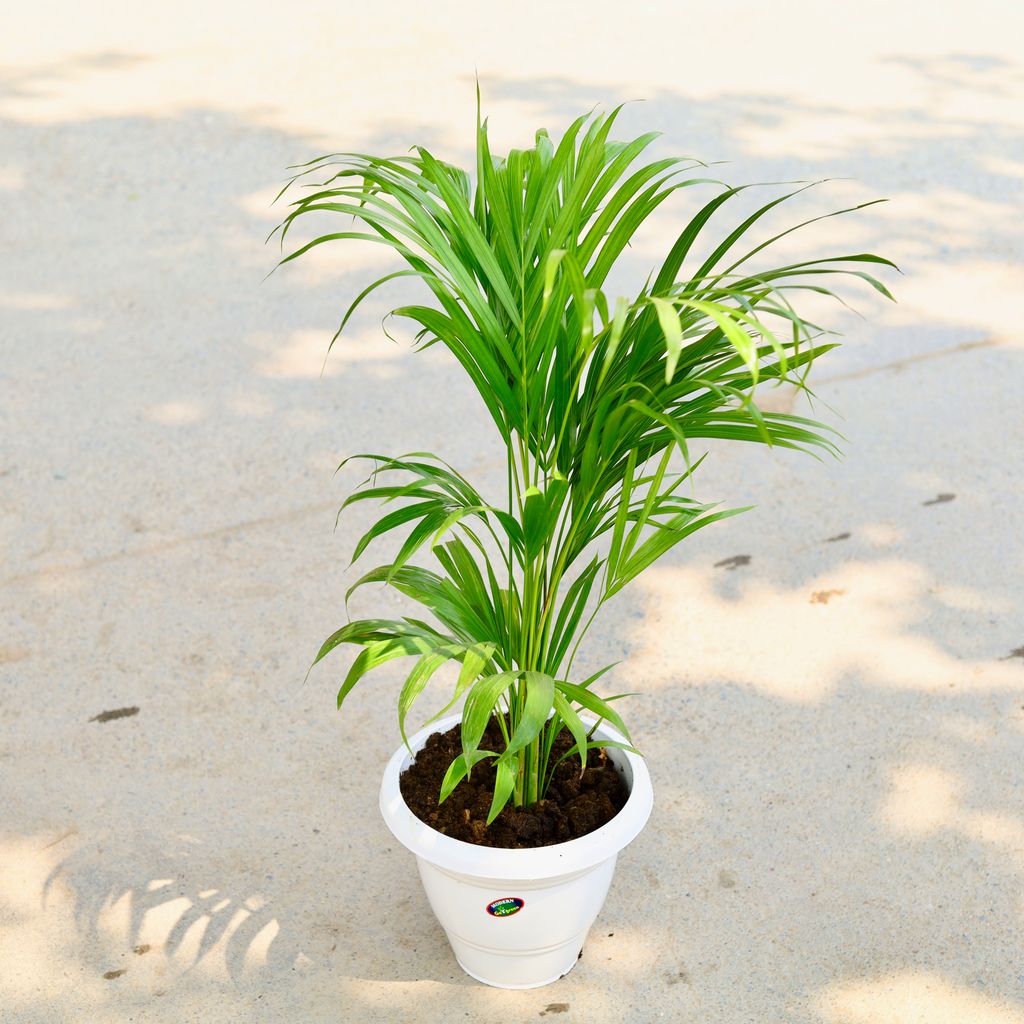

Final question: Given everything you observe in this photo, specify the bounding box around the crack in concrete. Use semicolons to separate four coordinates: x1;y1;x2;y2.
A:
1;500;339;588
0;342;998;590
817;338;995;386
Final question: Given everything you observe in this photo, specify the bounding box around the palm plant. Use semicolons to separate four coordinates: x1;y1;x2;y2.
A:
274;105;894;826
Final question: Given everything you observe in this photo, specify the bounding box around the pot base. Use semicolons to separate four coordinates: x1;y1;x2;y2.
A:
450;929;585;989
416;854;615;989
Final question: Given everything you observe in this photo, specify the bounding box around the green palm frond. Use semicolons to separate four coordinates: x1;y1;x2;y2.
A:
278;103;895;822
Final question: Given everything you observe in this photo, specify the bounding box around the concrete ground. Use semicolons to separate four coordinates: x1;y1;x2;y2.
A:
3;3;1024;1021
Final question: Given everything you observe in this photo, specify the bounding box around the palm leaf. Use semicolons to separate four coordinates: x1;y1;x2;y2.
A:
284;103;894;816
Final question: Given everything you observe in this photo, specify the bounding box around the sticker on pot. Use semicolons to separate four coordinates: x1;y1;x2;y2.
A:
486;897;524;917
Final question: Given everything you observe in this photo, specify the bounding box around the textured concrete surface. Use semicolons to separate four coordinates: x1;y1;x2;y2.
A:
3;4;1024;1022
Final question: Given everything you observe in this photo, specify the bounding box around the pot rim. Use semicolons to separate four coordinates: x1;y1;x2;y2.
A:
379;712;653;881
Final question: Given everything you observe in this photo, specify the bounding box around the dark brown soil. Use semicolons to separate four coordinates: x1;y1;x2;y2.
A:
399;718;628;848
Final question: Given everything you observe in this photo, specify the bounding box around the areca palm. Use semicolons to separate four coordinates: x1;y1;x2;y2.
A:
274;104;894;823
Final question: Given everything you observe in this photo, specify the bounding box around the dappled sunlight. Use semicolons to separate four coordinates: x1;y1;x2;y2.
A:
0;833;59;919
5;6;1014;146
882;764;960;835
879;187;1012;244
36;828;287;985
0;830;306;1019
883;763;1024;865
0;289;71;311
966;812;1024;851
929;583;1002;614
29;561;91;596
628;559;1024;702
146;400;205;425
819;970;1024;1024
0;163;24;190
937;713;1001;744
0;834;106;1010
880;51;1024;107
251;327;409;380
855;523;904;547
225;392;275;418
236;185;290;225
890;262;1024;345
980;154;1024;179
269;236;401;289
333;977;470;1009
734;86;1023;163
730;105;893;161
243;917;280;972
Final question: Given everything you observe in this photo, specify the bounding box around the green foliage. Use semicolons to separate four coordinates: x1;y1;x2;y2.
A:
278;102;895;824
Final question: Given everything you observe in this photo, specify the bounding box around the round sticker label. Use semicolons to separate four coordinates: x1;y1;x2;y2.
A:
486;897;525;917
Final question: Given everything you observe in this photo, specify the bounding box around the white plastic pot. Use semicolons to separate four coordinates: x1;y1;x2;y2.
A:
379;712;653;989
